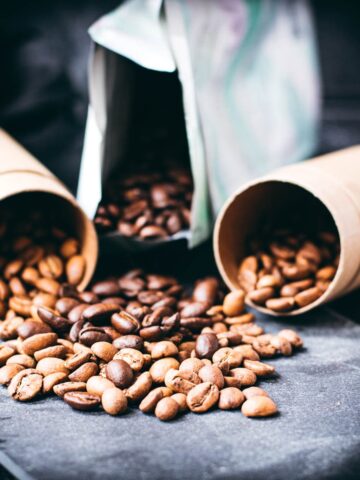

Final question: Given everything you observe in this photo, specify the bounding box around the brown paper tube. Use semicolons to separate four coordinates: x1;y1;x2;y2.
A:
214;146;360;316
0;129;98;290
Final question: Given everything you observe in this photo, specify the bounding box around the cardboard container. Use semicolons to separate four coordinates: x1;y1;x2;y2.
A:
214;146;360;316
0;129;98;290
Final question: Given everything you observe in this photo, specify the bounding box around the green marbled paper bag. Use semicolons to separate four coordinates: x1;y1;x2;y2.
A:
78;0;319;248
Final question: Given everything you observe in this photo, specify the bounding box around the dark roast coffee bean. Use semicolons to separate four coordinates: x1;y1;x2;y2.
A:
64;391;100;411
68;304;88;324
78;327;111;347
180;317;212;330
195;333;219;359
82;303;120;325
55;297;80;316
106;359;134;388
139;326;162;341
113;335;144;351
17;320;52;339
111;311;140;334
69;320;84;343
92;280;121;297
37;306;70;332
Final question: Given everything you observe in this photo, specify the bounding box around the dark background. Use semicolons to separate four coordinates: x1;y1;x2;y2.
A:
0;2;359;480
0;1;360;194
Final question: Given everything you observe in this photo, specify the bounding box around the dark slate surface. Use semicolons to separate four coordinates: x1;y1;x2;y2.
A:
1;306;360;480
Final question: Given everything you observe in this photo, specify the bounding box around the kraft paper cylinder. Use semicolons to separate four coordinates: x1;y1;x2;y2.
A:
214;146;360;316
0;129;98;290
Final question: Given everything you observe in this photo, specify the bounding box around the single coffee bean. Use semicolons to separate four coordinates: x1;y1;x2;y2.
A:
218;387;245;410
79;327;111;347
111;311;140;334
86;376;115;397
243;359;275;376
113;335;144;351
164;368;201;394
55;297;80;316
7;354;35;369
198;365;224;389
22;332;58;356
151;341;178;359
92;280;121;297
241;396;278;417
0;345;15;365
125;371;153;401
228;368;257;387
37;306;69;332
53;381;87;397
193;278;219;305
180;302;209;318
36;357;69;376
223;290;245;317
82;303;120;325
233;345;260;361
155;397;179;421
38;254;64;279
64;351;92;370
247;287;275;305
34;345;67;361
316;265;336;281
68;304;88;324
149;358;180;383
66;255;86;285
186;382;219;413
242;386;269;400
60;238;79;258
139;387;172;413
102;387;128;415
106;359;134;388
270;335;293;356
179;358;205;374
64;391;100;411
265;297;295;312
180;317;212;330
8;368;43;401
171;393;188;412
212;347;242;369
17;320;52;339
68;362;99;382
278;329;303;348
91;341;118;362
42;372;68;394
195;333;219;359
294;287;322;308
0;364;24;385
139;326;162;341
252;337;277;358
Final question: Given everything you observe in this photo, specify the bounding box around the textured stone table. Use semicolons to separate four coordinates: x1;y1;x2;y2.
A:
1;305;359;480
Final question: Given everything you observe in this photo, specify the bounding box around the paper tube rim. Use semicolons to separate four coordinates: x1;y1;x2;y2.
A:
213;176;343;317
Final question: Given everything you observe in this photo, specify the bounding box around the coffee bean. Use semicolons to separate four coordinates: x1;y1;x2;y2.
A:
86;376;115;397
241;396;278;417
171;393;188;412
265;297;295;312
223;291;245;317
247;287;275;305
114;348;144;372
102;387;127;415
165;368;201;394
193;278;219;305
0;364;24;385
218;387;245;410
243;359;275;376
8;368;43;401
270;336;293;356
55;297;80;316
37;306;69;332
113;335;143;351
64;391;100;411
233;345;260;361
139;387;172;413
242;386;269;400
78;327;111;347
91;341;117;362
0;345;15;365
155;397;179;421
149;357;180;383
17;320;52;339
228;368;257;387
294;287;322;307
92;280;121;297
22;332;58;356
151;341;178;359
180;302;209;318
187;382;219;413
68;304;88;324
42;372;68;394
278;329;303;348
179;358;205;374
125;371;152;401
66;255;85;285
195;333;219;359
53;382;87;397
60;238;79;258
106;359;134;388
68;362;99;382
111;311;140;334
7;354;35;368
36;357;69;376
34;345;67;361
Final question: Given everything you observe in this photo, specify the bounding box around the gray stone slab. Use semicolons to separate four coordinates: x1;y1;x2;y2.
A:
1;307;360;480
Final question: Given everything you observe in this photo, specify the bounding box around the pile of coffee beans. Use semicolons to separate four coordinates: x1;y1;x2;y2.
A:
94;165;192;240
0;209;87;341
0;269;303;420
238;230;339;313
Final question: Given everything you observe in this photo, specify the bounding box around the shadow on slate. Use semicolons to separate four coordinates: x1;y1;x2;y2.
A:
1;307;359;480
